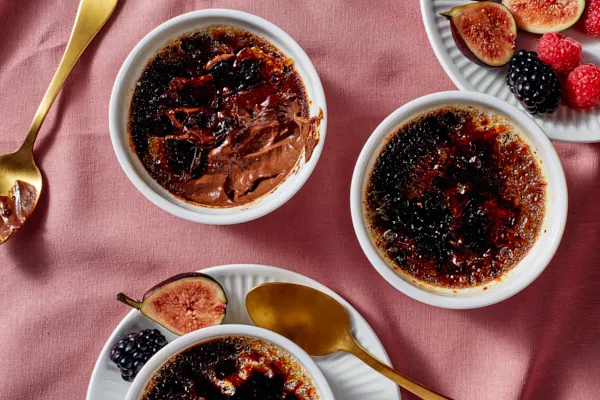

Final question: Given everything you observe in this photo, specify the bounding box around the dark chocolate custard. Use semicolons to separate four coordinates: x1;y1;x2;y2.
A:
130;26;321;207
141;336;319;400
0;180;37;242
365;106;546;289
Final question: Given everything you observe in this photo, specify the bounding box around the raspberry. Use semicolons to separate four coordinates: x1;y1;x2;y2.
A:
565;64;600;109
537;33;581;73
584;0;600;38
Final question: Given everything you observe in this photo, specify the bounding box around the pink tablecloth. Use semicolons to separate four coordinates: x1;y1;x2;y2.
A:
1;1;599;399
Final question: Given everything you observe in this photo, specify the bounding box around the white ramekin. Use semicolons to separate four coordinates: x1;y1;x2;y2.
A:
110;9;327;225
351;91;568;309
124;324;335;400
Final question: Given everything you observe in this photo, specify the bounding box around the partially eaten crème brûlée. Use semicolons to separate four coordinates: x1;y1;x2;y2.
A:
129;26;322;207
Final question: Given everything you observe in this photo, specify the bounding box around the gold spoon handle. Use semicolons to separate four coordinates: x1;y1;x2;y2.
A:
21;0;117;151
346;338;453;400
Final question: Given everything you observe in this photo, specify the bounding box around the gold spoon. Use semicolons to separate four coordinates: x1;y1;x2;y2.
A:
0;0;117;244
246;282;453;400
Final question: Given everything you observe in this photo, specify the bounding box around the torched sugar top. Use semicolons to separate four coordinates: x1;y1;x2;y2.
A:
141;335;319;400
365;106;546;289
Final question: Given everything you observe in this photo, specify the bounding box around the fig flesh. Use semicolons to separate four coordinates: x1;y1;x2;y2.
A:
117;273;227;336
502;0;586;34
442;2;517;67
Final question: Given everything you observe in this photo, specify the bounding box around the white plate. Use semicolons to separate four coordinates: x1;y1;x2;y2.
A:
421;0;600;143
87;264;401;400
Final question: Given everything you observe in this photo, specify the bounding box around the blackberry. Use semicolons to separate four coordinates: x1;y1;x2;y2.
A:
506;50;562;115
109;329;167;382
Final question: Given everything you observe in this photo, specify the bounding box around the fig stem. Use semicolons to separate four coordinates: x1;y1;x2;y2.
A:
116;293;142;310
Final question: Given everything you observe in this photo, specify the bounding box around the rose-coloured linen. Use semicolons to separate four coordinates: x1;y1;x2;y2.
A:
0;1;598;399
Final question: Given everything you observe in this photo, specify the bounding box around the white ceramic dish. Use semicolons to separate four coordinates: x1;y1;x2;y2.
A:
124;324;335;400
110;9;327;224
421;0;600;143
351;91;568;309
87;264;401;400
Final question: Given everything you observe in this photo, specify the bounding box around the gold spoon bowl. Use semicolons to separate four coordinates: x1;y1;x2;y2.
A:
0;0;117;244
246;282;453;400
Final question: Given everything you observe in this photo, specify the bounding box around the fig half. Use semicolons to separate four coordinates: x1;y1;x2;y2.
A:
117;273;227;336
502;0;586;34
442;2;517;67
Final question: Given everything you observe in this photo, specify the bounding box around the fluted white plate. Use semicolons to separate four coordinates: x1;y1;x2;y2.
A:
421;0;600;142
87;264;401;400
